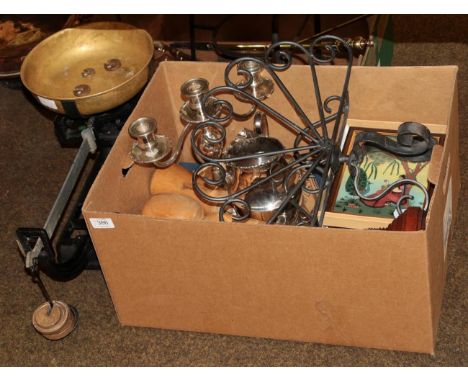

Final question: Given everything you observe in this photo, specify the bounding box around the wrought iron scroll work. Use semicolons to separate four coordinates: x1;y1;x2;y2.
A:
346;121;436;215
185;36;434;225
190;36;353;225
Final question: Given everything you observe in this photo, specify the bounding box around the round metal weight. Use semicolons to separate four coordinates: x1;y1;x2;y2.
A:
32;301;78;340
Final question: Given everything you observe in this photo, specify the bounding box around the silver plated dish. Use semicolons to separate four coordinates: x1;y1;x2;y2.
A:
226;135;284;171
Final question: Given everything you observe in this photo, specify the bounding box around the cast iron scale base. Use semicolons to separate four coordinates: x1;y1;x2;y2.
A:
16;94;140;282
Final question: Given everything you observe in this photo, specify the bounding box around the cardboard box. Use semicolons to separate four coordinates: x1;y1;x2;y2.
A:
83;62;459;354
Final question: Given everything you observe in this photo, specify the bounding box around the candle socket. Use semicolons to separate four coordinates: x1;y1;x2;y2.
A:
236;60;274;101
128;117;172;164
179;78;219;124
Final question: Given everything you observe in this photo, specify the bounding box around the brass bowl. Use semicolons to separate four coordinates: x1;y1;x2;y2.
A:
20;26;154;116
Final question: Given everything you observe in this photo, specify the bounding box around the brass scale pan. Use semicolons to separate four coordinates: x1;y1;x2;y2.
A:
20;22;154;117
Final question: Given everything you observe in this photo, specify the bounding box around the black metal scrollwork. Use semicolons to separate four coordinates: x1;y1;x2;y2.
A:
132;35;436;226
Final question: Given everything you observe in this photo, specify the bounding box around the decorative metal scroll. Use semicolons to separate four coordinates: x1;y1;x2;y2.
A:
189;36;351;226
188;36;435;225
129;35;436;226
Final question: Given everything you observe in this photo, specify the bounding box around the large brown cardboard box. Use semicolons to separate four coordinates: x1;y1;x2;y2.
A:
82;62;459;354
